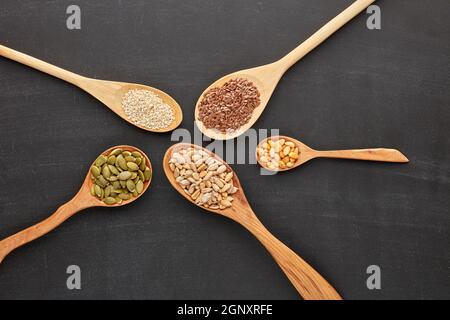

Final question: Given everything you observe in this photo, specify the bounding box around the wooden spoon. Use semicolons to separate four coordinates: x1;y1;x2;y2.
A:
163;143;342;300
195;0;376;140
257;136;409;172
0;44;183;132
0;145;152;264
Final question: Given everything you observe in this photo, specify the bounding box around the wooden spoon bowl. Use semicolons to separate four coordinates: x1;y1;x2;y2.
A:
163;143;248;218
85;145;153;206
257;135;409;172
82;80;183;132
194;66;280;140
0;145;152;263
163;143;342;300
0;44;183;132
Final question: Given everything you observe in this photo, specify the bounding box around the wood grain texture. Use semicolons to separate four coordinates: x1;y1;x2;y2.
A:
0;146;152;264
195;0;376;140
163;143;342;300
0;44;183;132
257;135;408;172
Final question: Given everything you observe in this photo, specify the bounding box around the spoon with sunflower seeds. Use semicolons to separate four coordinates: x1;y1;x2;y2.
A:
163;143;342;300
0;146;152;264
0;44;183;132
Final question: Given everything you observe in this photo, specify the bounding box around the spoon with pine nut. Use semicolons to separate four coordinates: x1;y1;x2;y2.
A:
257;136;409;172
0;146;152;264
0;44;183;132
163;143;342;300
195;0;376;140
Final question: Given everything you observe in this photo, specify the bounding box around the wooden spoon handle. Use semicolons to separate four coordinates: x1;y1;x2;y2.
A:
316;148;409;163
0;198;80;263
0;44;85;86
242;218;342;300
278;0;376;71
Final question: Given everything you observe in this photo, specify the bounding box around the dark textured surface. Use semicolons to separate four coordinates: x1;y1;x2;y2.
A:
0;0;449;300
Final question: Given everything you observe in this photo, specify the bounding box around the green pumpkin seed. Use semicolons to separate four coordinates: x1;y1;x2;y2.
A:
133;190;138;197
104;197;116;205
91;166;101;177
112;181;121;189
117;155;127;170
107;155;116;165
133;176;140;184
138;170;145;181
131;151;142;158
118;171;132;180
115;197;123;204
108;175;118;182
136;180;144;194
95;155;108;167
126;180;136;192
95;178;106;188
127;162;139;171
122;151;131;157
108;165;119;175
120;180;126;188
104;185;113;197
130;172;138;180
102;165;111;178
94;184;102;197
90;185;96;196
110;148;123;156
118;193;131;200
144;167;152;181
135;158;142;166
125;156;136;163
139;160;146;171
98;175;108;187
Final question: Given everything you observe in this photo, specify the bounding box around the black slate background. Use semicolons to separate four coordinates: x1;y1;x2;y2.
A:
0;0;449;300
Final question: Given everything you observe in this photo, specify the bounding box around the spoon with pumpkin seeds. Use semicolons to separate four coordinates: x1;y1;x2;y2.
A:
0;145;152;264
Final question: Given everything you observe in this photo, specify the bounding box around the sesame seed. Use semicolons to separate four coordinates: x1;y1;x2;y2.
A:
122;89;174;130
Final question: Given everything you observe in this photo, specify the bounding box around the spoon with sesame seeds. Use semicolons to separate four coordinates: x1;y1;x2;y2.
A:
0;44;183;132
0;145;152;264
163;143;342;300
195;0;375;140
257;136;409;172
